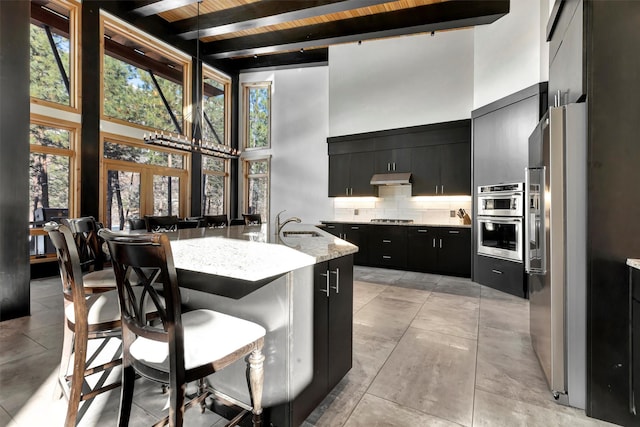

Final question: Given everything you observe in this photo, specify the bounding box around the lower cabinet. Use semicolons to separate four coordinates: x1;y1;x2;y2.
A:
407;226;471;277
323;223;369;266
368;225;407;269
284;254;354;426
323;222;471;277
474;254;525;298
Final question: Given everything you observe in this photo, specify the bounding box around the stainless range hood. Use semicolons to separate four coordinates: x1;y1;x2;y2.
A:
370;172;412;186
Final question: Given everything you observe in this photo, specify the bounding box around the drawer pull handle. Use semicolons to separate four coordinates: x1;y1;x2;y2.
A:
383;256;391;259
382;239;392;243
351;226;359;230
492;269;503;275
418;229;428;233
449;230;460;234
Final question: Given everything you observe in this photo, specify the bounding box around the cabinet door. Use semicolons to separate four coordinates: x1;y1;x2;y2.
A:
344;224;369;266
436;228;471;277
439;142;470;195
406;227;438;272
410;145;440;195
349;152;377;196
375;148;412;173
328;154;351;197
327;255;354;390
323;223;343;238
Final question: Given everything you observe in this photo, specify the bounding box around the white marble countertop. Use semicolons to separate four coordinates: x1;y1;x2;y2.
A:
168;224;358;282
320;220;472;228
627;259;640;270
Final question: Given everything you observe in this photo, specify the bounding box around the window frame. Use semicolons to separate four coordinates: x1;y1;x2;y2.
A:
243;156;271;223
202;156;230;216
202;65;231;146
28;114;79;262
242;81;272;151
99;13;192;137
100;133;190;229
29;0;80;113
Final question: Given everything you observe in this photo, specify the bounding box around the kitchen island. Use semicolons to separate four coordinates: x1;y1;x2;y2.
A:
165;223;357;426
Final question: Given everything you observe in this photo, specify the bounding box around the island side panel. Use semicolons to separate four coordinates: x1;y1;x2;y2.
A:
179;265;314;409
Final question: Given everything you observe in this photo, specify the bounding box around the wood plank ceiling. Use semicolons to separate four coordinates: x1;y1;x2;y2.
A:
99;0;510;73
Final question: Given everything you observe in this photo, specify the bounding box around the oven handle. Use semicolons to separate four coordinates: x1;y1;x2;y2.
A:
477;216;522;224
477;191;523;198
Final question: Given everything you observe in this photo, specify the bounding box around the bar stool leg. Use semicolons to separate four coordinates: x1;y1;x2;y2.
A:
248;348;265;427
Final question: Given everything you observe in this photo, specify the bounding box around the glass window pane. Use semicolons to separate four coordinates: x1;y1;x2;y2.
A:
246;85;270;149
29;152;70;222
249;159;268;174
202;174;225;215
106;170;141;230
30;124;71;149
202;156;225;172
103;55;183;133
203;77;225;145
104;141;184;169
247;176;268;220
30;21;71;106
153;175;180;216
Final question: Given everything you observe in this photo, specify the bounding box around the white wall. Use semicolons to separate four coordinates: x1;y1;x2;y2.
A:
328;29;474;137
240;67;332;226
473;0;550;108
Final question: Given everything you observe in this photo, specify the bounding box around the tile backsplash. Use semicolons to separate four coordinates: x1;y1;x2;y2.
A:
332;185;472;225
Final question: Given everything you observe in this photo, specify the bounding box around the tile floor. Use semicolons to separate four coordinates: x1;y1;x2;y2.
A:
0;266;619;426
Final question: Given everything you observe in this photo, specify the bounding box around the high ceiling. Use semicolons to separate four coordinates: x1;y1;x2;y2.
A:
101;0;510;73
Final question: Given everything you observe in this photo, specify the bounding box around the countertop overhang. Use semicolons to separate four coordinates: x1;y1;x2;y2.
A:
167;224;358;283
320;220;472;228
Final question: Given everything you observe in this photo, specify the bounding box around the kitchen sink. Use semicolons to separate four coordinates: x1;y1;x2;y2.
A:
282;231;322;238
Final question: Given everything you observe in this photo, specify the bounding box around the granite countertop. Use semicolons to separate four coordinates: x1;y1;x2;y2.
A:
320;220;472;228
627;259;640;270
167;224;358;282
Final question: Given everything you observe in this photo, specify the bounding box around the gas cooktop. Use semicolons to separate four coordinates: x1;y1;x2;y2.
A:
370;219;414;224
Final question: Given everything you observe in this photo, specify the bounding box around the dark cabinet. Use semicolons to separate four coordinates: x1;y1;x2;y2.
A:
293;255;353;426
411;143;470;196
374;148;412;173
407;226;438;272
474;255;525;298
322;223;369;266
548;0;584;107
368;225;407;269
407;226;470;277
328;152;376;197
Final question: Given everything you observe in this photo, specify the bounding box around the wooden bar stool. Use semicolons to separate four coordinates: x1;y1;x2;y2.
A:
100;229;266;427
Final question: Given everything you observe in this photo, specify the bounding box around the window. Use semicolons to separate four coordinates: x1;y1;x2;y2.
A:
102;18;188;134
244;158;270;223
29;118;77;258
30;0;78;109
202;68;230;145
202;156;228;216
243;82;271;150
102;136;188;230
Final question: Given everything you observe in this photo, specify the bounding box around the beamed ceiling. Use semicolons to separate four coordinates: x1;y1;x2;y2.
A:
95;0;509;73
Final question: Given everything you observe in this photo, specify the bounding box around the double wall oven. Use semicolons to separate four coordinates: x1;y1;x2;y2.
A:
477;182;524;263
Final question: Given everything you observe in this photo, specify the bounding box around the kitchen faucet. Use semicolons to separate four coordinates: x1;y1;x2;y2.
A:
275;210;301;234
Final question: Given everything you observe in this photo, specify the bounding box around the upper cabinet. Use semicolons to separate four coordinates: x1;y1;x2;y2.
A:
328;152;377;197
472;83;547;188
548;0;585;106
328;120;471;197
411;142;470;196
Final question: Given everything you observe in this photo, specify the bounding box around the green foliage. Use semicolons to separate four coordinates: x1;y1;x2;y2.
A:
103;55;183;133
30;24;70;105
247;86;270;148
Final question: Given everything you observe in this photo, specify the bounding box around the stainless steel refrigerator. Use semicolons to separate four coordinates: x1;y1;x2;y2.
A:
525;103;587;408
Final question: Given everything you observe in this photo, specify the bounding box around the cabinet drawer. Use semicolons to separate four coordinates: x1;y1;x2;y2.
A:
475;255;525;298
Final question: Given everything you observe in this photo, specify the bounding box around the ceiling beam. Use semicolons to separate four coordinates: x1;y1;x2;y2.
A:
174;0;393;40
128;0;200;17
203;0;509;59
217;48;329;72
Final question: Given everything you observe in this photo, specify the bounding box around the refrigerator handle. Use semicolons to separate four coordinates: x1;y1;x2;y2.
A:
525;167;532;273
